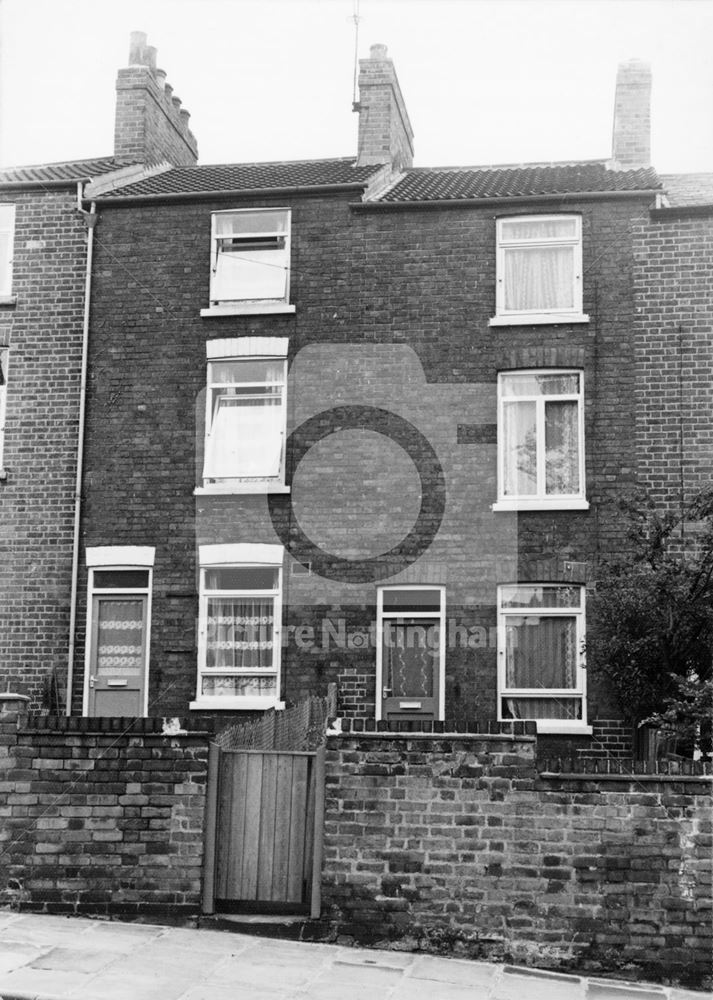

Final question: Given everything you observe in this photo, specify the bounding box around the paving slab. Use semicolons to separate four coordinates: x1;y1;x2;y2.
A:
494;969;585;1000
27;946;116;974
407;954;498;987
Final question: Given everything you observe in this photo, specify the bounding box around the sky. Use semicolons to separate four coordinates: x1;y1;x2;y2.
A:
0;0;712;173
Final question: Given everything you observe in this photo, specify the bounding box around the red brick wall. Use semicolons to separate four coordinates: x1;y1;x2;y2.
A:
633;209;713;504
0;699;207;919
322;731;712;988
0;189;87;708
78;193;647;728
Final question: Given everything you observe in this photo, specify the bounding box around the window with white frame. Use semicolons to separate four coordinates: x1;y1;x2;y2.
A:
200;338;288;491
0;349;8;469
491;215;588;325
195;544;283;709
495;370;587;510
207;208;291;310
497;584;587;731
0;205;15;297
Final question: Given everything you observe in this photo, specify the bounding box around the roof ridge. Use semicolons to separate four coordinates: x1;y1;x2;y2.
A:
186;155;360;171
404;159;620;174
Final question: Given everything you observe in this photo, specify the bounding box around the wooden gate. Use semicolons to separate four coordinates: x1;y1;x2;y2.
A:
202;745;325;917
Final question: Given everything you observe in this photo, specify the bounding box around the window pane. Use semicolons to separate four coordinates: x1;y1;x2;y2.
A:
205;596;275;669
501;373;579;397
212;246;287;302
505;615;577;689
202;675;277;697
383;619;437;697
502;400;537;495
501;218;577;241
204;393;283;479
205;567;278;590
210;360;284;384
93;570;149;589
503;246;574;311
382;589;442;611
500;585;581;609
545;400;579;494
502;697;582;720
95;598;144;675
214;210;288;236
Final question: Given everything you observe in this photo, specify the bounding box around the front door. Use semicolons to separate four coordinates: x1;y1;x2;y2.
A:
378;587;445;721
88;592;148;716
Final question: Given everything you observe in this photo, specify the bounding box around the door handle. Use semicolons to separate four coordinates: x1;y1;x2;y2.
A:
89;675;95;689
382;687;392;698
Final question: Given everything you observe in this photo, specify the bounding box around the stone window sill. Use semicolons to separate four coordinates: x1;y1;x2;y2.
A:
0;295;17;307
488;313;589;327
535;722;593;735
200;304;296;317
189;697;285;711
194;484;290;496
492;498;589;512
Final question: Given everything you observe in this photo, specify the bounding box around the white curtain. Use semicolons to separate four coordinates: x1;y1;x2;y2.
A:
503;400;537;495
204;396;282;479
205;597;274;669
212;212;288;302
504;246;574;311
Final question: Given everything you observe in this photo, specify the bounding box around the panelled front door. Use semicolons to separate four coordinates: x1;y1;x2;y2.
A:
87;577;149;716
378;587;445;721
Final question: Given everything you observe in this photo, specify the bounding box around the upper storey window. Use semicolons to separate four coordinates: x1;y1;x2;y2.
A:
0;205;16;297
202;208;295;316
490;215;589;326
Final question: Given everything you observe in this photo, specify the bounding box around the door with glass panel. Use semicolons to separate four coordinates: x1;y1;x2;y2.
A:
87;569;150;716
377;587;445;721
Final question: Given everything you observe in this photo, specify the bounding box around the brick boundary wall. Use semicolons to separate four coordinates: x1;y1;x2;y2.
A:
320;732;713;990
0;697;208;921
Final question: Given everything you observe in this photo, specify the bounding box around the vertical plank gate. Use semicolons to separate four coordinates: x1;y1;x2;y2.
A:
203;746;325;917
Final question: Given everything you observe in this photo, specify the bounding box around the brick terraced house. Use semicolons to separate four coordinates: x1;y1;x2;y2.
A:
3;39;711;762
0;32;198;709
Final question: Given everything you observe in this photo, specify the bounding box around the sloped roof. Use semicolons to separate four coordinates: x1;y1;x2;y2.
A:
660;173;713;208
376;161;661;202
99;158;383;198
0;156;128;186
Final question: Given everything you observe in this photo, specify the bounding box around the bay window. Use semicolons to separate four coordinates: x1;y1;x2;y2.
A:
494;370;587;510
497;584;588;733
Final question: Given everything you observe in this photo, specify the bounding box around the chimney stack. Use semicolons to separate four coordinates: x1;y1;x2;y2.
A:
356;44;414;173
114;31;198;166
610;59;651;169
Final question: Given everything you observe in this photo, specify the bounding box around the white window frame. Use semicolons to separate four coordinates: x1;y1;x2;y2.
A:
497;583;590;734
493;369;588;511
0;348;8;470
82;546;155;718
193;543;284;711
196;337;290;496
375;585;446;722
201;207;295;317
0;204;15;298
489;214;589;326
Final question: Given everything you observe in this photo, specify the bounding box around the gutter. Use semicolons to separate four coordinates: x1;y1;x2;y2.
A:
0;177;93;192
66;184;97;715
89;181;371;206
350;189;662;211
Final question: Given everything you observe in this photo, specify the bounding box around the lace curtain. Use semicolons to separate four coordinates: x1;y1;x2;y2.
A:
206;597;274;670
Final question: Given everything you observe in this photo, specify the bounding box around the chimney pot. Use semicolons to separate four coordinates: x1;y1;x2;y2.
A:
171;95;182;112
146;45;157;72
128;30;148;65
155;68;167;90
164;82;174;101
370;43;388;60
179;108;191;126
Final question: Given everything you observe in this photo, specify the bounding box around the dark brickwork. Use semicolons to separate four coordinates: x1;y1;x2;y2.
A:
633;210;713;505
0;190;89;709
79;191;647;733
0;698;207;920
321;732;712;989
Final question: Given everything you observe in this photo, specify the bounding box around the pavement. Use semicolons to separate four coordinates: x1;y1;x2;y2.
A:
0;911;708;1000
